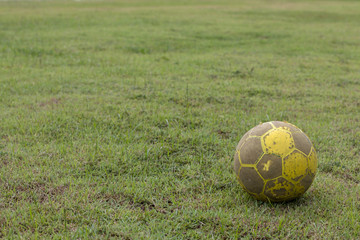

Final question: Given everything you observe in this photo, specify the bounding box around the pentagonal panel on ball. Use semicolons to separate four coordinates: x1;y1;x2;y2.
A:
292;131;312;156
238;167;264;194
264;177;297;202
271;121;300;133
256;154;282;180
250;122;273;137
283;150;308;181
239;137;263;165
262;129;295;157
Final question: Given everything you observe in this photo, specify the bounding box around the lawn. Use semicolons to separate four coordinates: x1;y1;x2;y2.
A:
0;0;359;239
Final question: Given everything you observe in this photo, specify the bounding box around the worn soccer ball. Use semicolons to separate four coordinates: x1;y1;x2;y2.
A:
234;121;317;202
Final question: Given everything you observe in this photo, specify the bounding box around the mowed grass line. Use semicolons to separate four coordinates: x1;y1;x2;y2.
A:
0;0;359;239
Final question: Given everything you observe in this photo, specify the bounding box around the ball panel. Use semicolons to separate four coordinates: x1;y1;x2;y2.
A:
236;130;251;151
250;122;273;137
233;150;241;175
299;173;315;192
283;150;308;181
256;154;282;180
235;174;245;189
238;167;265;194
308;148;318;175
239;137;263;164
264;177;303;202
292;131;312;155
264;177;294;201
271;121;300;133
262;129;295;157
256;193;269;202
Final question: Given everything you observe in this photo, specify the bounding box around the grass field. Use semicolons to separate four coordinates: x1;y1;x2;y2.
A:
0;0;360;239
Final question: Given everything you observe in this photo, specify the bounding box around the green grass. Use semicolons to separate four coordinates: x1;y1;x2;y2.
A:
0;0;359;239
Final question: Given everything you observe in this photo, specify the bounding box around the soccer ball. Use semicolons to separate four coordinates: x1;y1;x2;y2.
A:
234;121;317;202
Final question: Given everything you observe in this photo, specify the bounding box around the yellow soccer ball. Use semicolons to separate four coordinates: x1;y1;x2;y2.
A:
234;121;317;202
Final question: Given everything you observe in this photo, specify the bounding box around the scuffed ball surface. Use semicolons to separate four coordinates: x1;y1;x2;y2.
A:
234;121;317;202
